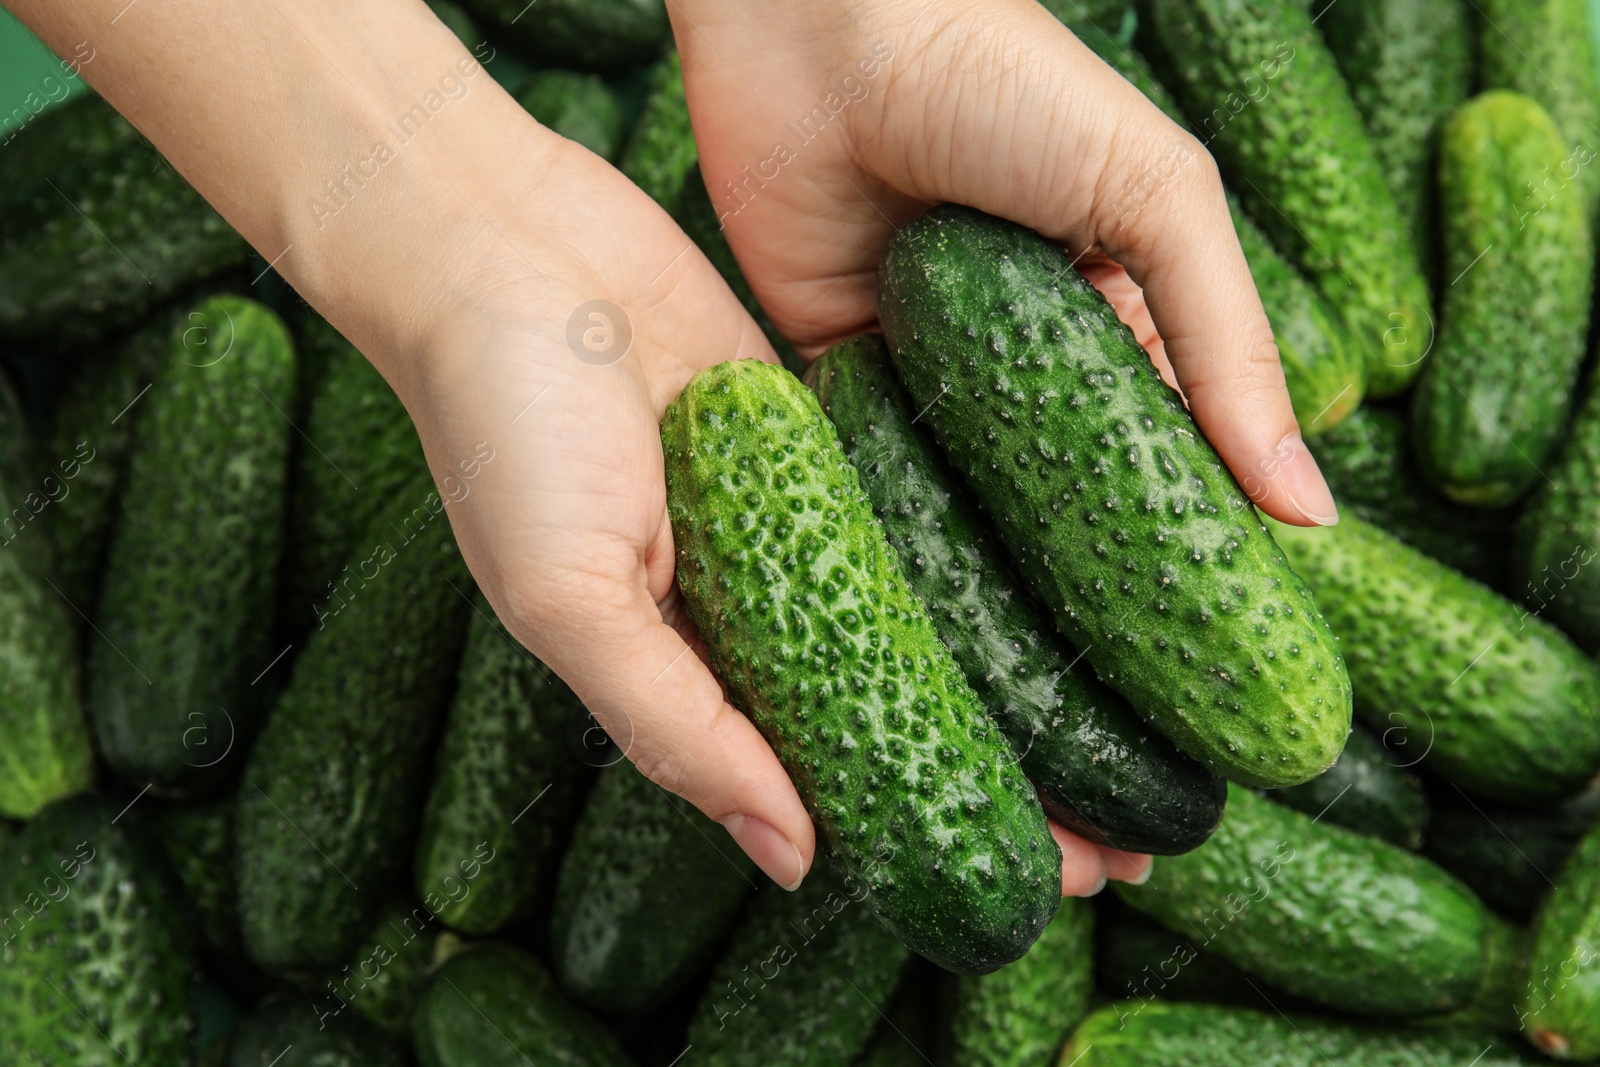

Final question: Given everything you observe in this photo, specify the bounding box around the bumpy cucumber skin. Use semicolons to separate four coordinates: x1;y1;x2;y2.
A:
413;944;630;1067
1269;515;1600;802
1315;406;1509;587
880;205;1351;789
0;379;93;819
686;869;910;1067
550;761;754;1012
415;593;593;936
47;310;170;613
809;335;1224;854
1266;725;1429;850
236;482;470;975
948;899;1092;1067
458;0;666;69
0;109;249;347
90;296;296;794
286;312;430;628
1317;0;1474;263
0;797;196;1067
1138;0;1432;396
152;795;242;956
664;359;1061;975
516;71;623;162
1476;0;1600;217
1520;817;1600;1058
1411;91;1593;507
1119;784;1492;1017
1063;1001;1542;1066
619;52;696;209
314;899;445;1038
1516;375;1600;652
1415;914;1525;1034
227;1000;404;1067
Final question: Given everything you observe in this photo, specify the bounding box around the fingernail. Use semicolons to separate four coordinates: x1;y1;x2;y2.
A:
722;814;805;891
1276;433;1339;526
1127;861;1154;886
1076;868;1109;898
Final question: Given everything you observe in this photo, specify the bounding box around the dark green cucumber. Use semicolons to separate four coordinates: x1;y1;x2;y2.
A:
1519;816;1600;1058
880;205;1351;789
808;335;1224;854
1417;915;1526;1034
286;312;430;628
1315;0;1474;264
1475;0;1600;217
1057;16;1364;433
1138;0;1432;396
415;592;593;936
312;898;447;1038
0;376;92;819
516;70;623;162
855;966;939;1067
1063;1001;1542;1066
1268;515;1600;802
1266;724;1429;850
1314;406;1509;586
236;476;471;975
425;0;482;48
227;999;404;1067
1425;781;1600;919
619;52;696;210
90;295;296;794
412;943;630;1067
47;310;170;612
458;0;667;70
1094;905;1264;1008
1515;374;1600;651
685;868;910;1066
947;899;1092;1067
1119;784;1494;1017
0;103;250;347
0;94;141;193
1410;91;1592;507
663;358;1061;975
0;796;196;1066
550;760;754;1012
152;795;241;956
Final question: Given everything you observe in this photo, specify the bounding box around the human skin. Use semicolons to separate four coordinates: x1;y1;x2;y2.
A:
6;0;1337;896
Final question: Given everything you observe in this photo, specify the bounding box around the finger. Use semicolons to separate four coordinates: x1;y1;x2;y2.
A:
1051;822;1110;897
1101;847;1153;885
871;0;1337;527
1078;256;1178;391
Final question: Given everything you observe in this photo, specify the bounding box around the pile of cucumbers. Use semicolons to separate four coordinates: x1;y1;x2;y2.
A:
9;0;1600;1064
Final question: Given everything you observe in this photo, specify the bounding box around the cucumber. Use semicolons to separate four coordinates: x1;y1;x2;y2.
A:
457;0;667;70
1425;782;1600;919
662;358;1061;975
1118;784;1495;1017
313;898;446;1038
1094;904;1264;1009
236;475;471;975
47;310;170;613
1420;915;1526;1034
808;334;1224;854
89;296;296;794
1515;375;1600;652
1054;17;1364;433
425;0;482;48
1268;515;1600;802
880;204;1351;789
855;967;938;1067
1410;91;1593;507
415;592;593;936
285;312;430;630
1475;0;1600;218
685;868;910;1066
947;899;1093;1067
227;999;404;1067
0;100;251;348
0;796;196;1066
516;70;623;162
1520;816;1600;1058
1063;1001;1543;1066
0;376;93;819
619;52;696;210
412;943;630;1067
1314;405;1509;587
550;760;754;1012
1137;0;1433;396
1266;725;1429;850
0;94;141;193
1315;0;1474;263
152;795;241;956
